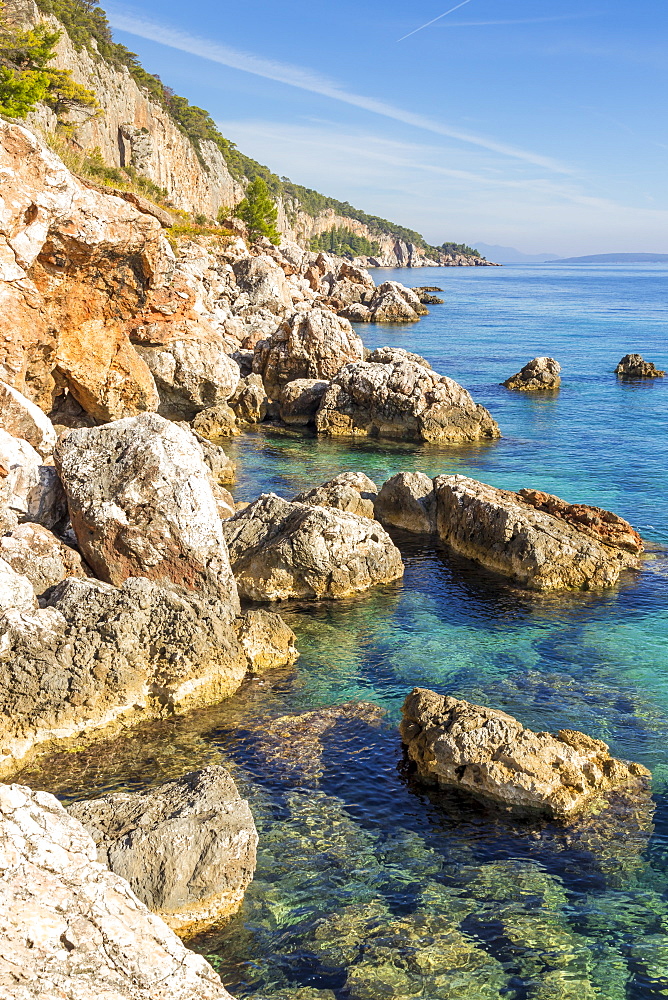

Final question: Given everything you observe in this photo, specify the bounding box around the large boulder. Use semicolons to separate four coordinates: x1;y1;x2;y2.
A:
401;687;651;819
222;492;404;600
315;358;500;444
0;522;88;596
253;309;364;398
135;338;240;420
68;767;258;934
228;373;268;424
502;357;561;390
0;381;56;458
434;475;643;590
374;472;437;534
232;255;294;314
0;783;233;999
0;429;66;529
369;281;426;322
0;576;246;773
615;353;665;378
278;378;329;426
55;413;239;608
293;472;378;519
192;403;239;440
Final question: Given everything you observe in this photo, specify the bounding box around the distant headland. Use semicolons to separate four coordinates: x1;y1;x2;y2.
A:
549;253;668;264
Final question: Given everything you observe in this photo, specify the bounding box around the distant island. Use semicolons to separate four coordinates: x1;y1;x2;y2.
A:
550;253;668;264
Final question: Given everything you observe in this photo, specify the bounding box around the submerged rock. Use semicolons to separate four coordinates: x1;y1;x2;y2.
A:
253;309;364;398
374;472;437;534
222;492;403;600
615;353;665;378
0;576;246;773
68;767;258;934
293;472;378;518
502;356;561;390
434;474;643;590
55;412;239;608
236;608;300;672
315;358;500;444
401;687;651;819
0;782;233;999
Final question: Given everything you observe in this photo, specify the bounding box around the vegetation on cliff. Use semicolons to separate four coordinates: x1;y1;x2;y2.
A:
230;176;280;246
310;227;381;258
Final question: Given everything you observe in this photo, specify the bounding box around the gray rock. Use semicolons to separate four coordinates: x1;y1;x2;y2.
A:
55;413;239;609
401;687;651;819
229;373;268;423
374;472;437;534
278;378;329;425
367;346;432;369
253;309;364;398
0;429;66;529
338;302;371;322
502;357;561;390
315;359;500;444
222;492;404;600
68;767;258;934
136;339;240;420
293;471;378;519
236;608;300;672
0;782;233;999
615;353;665;378
0;521;88;595
369;281;427;323
0;557;36;613
0;380;56;457
0;576;247;773
434;474;643;591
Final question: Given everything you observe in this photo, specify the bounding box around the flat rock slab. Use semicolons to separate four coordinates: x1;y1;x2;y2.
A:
0;783;233;999
69;766;258;935
434;474;642;591
222;492;403;600
401;688;651;819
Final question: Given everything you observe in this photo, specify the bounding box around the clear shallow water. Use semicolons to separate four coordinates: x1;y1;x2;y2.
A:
20;264;668;999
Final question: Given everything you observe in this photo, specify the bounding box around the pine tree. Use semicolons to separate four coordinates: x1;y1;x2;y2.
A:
234;176;280;245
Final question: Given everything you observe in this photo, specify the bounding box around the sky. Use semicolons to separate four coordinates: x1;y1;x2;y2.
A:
105;0;668;255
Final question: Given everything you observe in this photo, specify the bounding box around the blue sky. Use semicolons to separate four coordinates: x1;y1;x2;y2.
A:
105;0;668;255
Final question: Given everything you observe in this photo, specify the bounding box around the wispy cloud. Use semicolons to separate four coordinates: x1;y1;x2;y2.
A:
105;4;572;175
396;0;476;43
436;14;601;28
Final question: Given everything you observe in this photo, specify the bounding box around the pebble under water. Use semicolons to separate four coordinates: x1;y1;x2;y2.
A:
19;263;668;999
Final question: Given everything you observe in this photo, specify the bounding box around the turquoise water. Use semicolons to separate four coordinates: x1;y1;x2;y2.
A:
22;264;668;999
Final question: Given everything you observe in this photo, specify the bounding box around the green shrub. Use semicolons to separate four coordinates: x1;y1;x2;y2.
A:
234;177;280;245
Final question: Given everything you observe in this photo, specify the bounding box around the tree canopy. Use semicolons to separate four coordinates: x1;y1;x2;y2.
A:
232;176;280;245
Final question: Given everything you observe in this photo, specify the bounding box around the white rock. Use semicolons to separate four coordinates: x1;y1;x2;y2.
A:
0;381;56;458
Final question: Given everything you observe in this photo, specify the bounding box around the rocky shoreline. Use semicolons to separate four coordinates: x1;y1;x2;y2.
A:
0;119;660;999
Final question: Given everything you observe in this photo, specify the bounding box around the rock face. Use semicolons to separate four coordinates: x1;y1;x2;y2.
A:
0;576;246;773
0;522;87;595
236;608;300;673
615;353;665;378
253;310;364;397
68;767;258;934
0;782;233;999
0;381;56;458
55;413;239;608
434;475;643;591
222;492;404;600
400;687;651;819
293;472;378;519
278;378;329;425
502;357;561;390
374;472;437;534
315;358;500;444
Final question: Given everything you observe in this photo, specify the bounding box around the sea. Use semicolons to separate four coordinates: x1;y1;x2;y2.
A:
23;263;668;999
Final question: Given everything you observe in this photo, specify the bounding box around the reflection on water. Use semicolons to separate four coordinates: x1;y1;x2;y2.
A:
17;265;668;998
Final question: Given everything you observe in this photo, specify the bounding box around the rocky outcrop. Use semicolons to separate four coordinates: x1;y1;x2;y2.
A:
253;310;364;398
315;357;500;444
400;687;651;819
0;381;56;458
434;475;643;590
236;609;300;673
55;413;239;607
615;353;665;378
374;472;437;534
502;357;561;390
278;378;329;425
0;429;65;530
293;472;378;518
222;492;404;600
0;575;247;773
0;782;233;999
68;767;258;934
0;522;88;595
368;281;427;323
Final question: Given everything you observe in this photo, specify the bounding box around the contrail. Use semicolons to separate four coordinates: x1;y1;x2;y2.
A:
397;0;477;42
